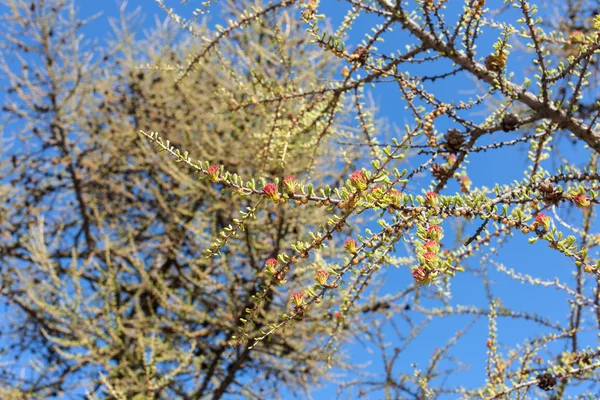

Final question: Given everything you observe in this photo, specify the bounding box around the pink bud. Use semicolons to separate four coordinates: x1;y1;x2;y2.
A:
263;183;280;202
423;240;440;253
344;238;357;254
425;191;438;207
316;269;329;286
412;266;429;285
535;213;551;231
421;251;437;267
349;170;368;190
283;175;297;194
573;193;591;208
291;291;304;307
387;189;403;207
571;30;585;42
207;165;220;182
265;258;278;275
426;225;444;241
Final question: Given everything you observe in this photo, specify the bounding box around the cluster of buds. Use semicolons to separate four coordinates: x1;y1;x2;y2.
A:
370;185;385;199
265;258;286;282
265;258;278;275
562;29;591;57
344;238;357;254
349;170;368;191
573;193;591;208
315;269;329;286
423;112;435;140
337;194;358;210
263;182;280;203
283;175;298;195
471;0;485;18
291;291;306;319
207;165;220;182
485;51;507;73
421;251;437;268
570;30;585;44
412;266;430;285
386;188;403;209
533;213;551;231
423;239;440;253
412;225;444;285
424;191;438;207
426;225;444;242
302;0;318;19
315;268;337;288
422;104;448;145
291;291;304;307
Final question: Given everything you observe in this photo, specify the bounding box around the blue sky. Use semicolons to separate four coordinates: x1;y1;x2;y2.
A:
2;0;598;398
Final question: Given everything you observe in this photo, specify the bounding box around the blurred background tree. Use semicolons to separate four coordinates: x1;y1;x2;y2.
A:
0;0;379;397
